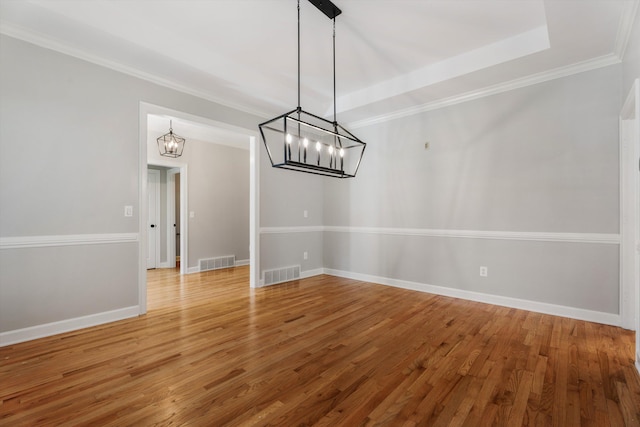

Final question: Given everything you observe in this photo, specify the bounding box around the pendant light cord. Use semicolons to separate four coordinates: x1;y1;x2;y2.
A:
333;18;337;124
297;0;301;110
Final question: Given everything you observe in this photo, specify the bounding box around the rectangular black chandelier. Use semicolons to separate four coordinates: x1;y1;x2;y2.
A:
259;0;366;179
260;108;365;178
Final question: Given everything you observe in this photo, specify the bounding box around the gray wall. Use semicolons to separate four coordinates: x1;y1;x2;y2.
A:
323;65;622;314
259;144;325;273
0;35;263;333
148;139;250;268
0;16;634;337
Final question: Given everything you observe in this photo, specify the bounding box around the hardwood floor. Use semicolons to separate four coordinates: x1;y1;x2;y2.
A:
1;266;639;426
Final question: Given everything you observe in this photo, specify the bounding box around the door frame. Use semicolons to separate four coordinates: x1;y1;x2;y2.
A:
138;102;260;315
147;168;161;269
619;78;639;373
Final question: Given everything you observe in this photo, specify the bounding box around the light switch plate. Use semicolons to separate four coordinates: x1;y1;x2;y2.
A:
124;205;133;217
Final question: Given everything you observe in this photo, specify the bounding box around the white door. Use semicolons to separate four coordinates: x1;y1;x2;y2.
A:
147;169;160;269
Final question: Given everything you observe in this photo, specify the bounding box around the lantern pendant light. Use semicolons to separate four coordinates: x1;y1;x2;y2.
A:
259;0;366;178
157;120;186;158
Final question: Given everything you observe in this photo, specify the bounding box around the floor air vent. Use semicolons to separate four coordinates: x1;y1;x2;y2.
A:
263;265;301;286
199;255;236;272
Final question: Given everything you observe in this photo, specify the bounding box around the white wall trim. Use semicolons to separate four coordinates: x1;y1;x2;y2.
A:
235;259;250;267
326;226;620;244
0;306;139;347
0;233;139;249
301;268;324;279
260;225;619;245
324;268;621;327
187;266;200;274
260;226;325;234
348;54;621;129
249;135;260;289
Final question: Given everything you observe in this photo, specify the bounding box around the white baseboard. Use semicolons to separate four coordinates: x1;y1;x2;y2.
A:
235;259;250;267
187;266;200;274
0;306;139;347
158;261;171;268
323;269;621;327
636;355;640;375
301;268;324;279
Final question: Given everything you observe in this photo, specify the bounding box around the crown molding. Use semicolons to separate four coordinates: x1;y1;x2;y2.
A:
614;0;640;60
0;23;270;120
348;54;621;129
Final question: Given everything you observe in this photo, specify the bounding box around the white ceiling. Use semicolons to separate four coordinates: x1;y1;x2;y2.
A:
1;0;638;129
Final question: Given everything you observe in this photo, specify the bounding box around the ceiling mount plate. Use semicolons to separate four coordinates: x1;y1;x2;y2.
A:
308;0;342;19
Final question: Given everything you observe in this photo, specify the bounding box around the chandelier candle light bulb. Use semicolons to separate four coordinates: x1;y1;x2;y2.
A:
303;137;309;162
328;145;334;168
286;133;292;160
316;140;321;165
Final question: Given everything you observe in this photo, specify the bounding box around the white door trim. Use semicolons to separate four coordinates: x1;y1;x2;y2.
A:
138;102;260;314
619;79;639;341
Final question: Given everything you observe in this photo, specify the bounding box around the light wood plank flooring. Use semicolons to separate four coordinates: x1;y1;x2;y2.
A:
1;266;639;426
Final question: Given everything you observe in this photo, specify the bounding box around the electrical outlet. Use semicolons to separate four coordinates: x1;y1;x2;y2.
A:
479;266;488;277
303;251;308;260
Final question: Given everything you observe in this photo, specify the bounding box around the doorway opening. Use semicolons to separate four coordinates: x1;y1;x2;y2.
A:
138;103;260;315
146;165;186;274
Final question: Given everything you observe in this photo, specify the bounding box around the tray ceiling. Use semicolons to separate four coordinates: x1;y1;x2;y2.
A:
0;0;637;126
